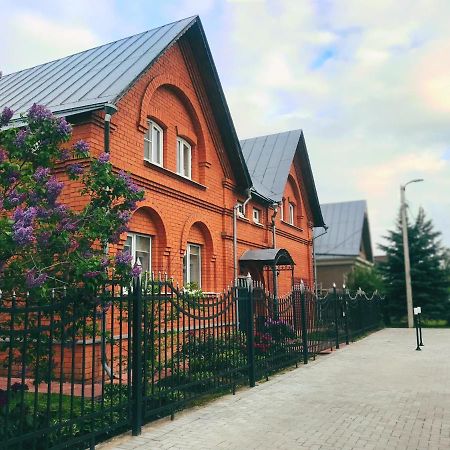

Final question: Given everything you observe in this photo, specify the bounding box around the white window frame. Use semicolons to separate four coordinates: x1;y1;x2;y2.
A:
123;232;152;273
237;201;245;218
288;202;295;225
144;120;163;166
280;200;284;221
253;207;261;224
183;243;202;287
176;137;192;179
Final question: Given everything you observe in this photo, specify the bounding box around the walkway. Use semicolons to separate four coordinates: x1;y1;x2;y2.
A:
99;328;450;450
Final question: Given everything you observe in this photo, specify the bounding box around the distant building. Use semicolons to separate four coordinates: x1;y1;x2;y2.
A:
314;200;373;289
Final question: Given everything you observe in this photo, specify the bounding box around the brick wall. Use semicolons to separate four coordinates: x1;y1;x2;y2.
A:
62;35;315;294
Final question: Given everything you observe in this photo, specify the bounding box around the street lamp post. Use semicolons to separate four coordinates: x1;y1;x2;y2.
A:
400;178;423;328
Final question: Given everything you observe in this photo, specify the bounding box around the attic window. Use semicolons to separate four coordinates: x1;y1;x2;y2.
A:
288;202;295;225
144;120;163;166
177;137;192;179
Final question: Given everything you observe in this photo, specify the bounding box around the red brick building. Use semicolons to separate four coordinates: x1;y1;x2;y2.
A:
0;16;324;294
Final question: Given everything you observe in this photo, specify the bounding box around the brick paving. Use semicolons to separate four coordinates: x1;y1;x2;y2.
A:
99;328;450;450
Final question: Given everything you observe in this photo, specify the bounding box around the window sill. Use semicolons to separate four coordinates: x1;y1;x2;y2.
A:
253;222;264;228
237;215;250;222
144;160;206;190
280;220;304;232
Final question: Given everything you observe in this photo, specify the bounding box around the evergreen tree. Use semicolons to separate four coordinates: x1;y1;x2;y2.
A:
378;208;450;322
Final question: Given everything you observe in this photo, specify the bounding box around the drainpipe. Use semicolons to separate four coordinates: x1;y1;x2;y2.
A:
233;188;252;285
102;103;118;380
270;203;279;249
312;226;328;297
104;103;118;154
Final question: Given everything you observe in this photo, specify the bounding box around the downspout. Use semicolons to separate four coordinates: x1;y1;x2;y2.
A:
271;203;279;249
312;226;328;297
102;103;118;380
104;103;118;154
233;188;252;285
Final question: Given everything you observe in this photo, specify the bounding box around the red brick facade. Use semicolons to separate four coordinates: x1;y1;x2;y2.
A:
63;37;315;295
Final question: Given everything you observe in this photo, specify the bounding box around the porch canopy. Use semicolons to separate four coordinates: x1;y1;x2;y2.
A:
239;248;294;267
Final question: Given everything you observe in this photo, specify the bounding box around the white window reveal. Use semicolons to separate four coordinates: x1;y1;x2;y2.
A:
237;201;245;218
144;120;163;166
253;208;261;224
183;243;202;287
289;202;295;226
124;233;152;273
176;137;192;179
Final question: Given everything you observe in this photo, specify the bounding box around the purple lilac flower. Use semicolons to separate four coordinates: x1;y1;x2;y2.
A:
115;250;132;265
45;176;64;203
117;210;131;223
118;170;142;194
67;163;83;177
6;190;23;206
0;107;14;126
7;169;20;184
60;148;71;161
37;207;52;219
28;104;52;121
100;257;109;268
98;152;110;164
15;129;28;147
56;117;72;137
25;270;47;288
72;140;89;155
13;225;34;245
0;148;8;163
33;166;51;182
37;231;51;246
131;265;142;278
84;271;102;279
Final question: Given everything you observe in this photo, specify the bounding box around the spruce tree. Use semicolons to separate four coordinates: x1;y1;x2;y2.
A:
378;208;450;322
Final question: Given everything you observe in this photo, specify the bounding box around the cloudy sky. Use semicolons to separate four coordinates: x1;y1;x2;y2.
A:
1;0;449;251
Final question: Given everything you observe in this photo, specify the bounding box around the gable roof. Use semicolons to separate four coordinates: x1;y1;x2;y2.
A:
0;16;252;188
314;200;373;261
240;129;324;227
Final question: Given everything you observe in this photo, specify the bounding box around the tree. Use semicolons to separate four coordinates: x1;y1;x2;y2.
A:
0;104;145;297
345;265;384;294
378;208;450;322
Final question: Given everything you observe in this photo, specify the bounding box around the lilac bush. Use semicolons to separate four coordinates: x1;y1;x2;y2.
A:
0;103;145;296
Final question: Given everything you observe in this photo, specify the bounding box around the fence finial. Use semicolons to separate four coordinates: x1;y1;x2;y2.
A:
332;282;336;288
300;279;305;294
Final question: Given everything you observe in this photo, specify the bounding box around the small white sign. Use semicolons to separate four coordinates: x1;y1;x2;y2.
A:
413;307;419;315
417;307;422;314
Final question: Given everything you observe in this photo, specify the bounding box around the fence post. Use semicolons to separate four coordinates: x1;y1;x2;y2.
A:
343;285;349;345
239;274;256;388
299;280;309;365
132;276;143;436
333;283;340;349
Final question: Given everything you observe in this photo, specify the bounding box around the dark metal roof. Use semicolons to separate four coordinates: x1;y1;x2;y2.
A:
0;16;252;189
314;200;373;261
0;16;197;120
239;248;295;266
240;130;324;226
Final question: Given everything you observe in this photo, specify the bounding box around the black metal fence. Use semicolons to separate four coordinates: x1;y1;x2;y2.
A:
0;277;383;449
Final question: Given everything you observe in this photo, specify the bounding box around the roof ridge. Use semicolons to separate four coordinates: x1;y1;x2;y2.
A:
0;15;198;78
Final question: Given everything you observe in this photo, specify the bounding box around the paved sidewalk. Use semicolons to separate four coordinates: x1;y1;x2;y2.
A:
99;328;450;450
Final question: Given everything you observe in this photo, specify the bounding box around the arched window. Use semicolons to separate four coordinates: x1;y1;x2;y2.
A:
123;233;152;273
144;120;163;166
176;137;192;179
183;243;202;287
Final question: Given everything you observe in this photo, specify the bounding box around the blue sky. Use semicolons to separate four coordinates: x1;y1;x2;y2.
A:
1;0;449;250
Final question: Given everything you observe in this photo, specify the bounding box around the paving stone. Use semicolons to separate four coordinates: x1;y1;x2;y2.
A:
98;329;450;450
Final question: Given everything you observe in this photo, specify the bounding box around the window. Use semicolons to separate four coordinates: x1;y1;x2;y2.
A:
144;120;163;166
237;201;245;218
177;137;192;179
183;244;201;287
288;203;295;225
280;200;284;221
253;208;261;224
123;233;152;273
